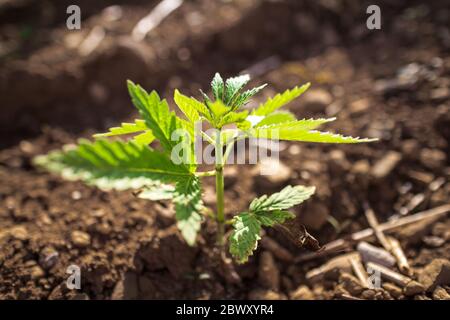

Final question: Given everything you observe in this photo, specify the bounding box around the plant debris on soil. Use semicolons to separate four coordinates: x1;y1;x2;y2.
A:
0;0;449;300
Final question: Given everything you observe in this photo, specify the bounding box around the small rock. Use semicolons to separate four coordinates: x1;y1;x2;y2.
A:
352;160;370;175
419;149;446;170
30;265;45;279
349;98;370;115
248;289;286;300
39;247;59;269
9;226;28;240
288;144;301;156
361;289;376;300
382;283;403;299
422;235;445;248
430;87;450;101
253;158;292;189
418;259;450;292
70;231;91;248
340;273;364;296
403;281;425;296
401;139;420;159
71;191;82;200
371;151;402;179
432;286;450;300
258;251;280;290
290;285;315;300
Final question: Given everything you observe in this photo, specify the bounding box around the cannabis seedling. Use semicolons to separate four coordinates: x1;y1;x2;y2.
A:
35;73;376;263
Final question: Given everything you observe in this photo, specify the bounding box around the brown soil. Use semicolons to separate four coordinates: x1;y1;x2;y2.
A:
0;0;449;300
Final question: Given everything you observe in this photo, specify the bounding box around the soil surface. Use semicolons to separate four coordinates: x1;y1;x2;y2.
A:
0;0;449;300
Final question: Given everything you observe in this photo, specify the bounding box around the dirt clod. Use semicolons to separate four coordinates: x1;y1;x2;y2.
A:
290;285;315;300
418;259;450;292
432;286;450;300
70;231;91;248
403;281;425;296
340;273;364;296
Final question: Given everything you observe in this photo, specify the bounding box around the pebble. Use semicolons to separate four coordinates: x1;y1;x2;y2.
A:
340;273;364;296
71;191;82;200
419;149;446;170
30;265;45;279
422;235;445;248
403;280;425;296
432;286;450;300
430;87;450;101
39;247;59;269
290;285;315;300
349;98;370;115
9;226;28;240
418;259;450;292
382;283;403;299
361;289;376;300
370;151;402;179
70;231;91;248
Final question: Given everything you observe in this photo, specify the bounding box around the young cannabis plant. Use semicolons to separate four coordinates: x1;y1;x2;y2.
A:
34;73;376;263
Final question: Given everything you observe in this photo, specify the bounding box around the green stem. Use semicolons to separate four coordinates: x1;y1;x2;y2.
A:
215;132;225;246
195;170;216;177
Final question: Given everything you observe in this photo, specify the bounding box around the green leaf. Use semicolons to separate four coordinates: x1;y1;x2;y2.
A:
33;139;192;191
224;74;250;105
93;120;148;137
229;213;261;264
127;81;196;168
217;110;249;128
173;176;203;246
254;111;297;128
132;131;156;145
211;73;224;101
256;210;296;227
137;184;175;200
253;83;310;116
93;120;155;145
208;100;231;119
232;84;267;109
252;117;335;132
250;185;316;212
251;127;377;143
127;82;183;150
174;89;201;122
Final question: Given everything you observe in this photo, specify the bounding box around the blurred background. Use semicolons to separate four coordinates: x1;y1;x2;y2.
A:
0;0;449;300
